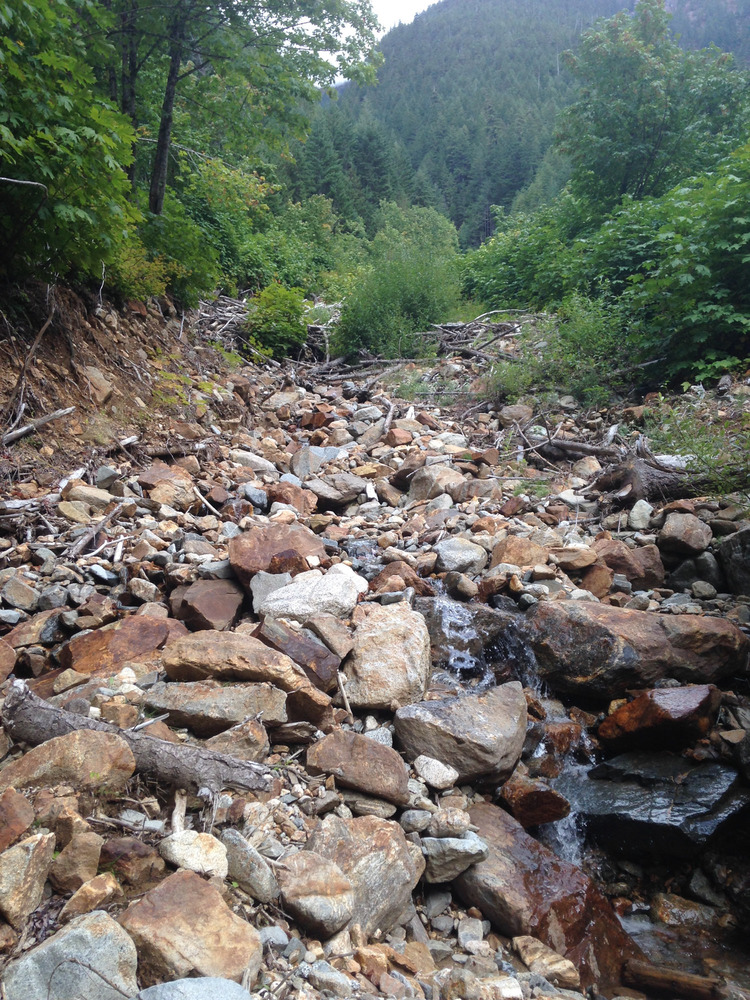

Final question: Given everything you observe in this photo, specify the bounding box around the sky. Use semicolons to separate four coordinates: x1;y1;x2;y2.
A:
371;0;433;32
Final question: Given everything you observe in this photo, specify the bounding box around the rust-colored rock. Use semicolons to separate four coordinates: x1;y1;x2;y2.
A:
229;523;325;589
500;769;571;828
119;869;262;986
523;600;749;701
205;718;270;762
593;538;664;590
0;730;135;793
48;831;104;894
307;730;410;806
491;536;548;569
100;837;165;888
59;615;187;678
59;872;124;924
253;618;340;691
369;562;435;597
581;562;615;599
454;803;643;990
138;463;195;511
266;481;317;514
598;684;722;749
161;630;332;727
0;639;15;682
0;832;56;929
0;789;34;852
172;578;245;631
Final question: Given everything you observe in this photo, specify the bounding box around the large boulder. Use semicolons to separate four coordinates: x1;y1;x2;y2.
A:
394;682;527;782
305;814;420;937
343;602;430;709
119;869;262;986
523;600;749;701
229;523;326;589
556;752;750;859
257;566;368;623
58;615;187;678
307;730;410;806
0;730;135;793
454;803;643;991
717;525;750;594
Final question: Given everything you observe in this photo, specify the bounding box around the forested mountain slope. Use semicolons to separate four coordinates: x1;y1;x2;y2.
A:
293;0;749;245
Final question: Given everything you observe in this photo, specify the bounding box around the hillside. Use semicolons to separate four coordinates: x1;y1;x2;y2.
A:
294;0;749;245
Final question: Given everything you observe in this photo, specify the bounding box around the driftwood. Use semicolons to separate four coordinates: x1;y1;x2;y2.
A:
623;958;728;1000
1;406;75;446
2;681;269;794
593;456;696;503
64;502;125;559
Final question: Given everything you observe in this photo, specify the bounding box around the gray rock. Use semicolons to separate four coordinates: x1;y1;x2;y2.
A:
400;809;432;834
457;916;484;949
413;754;459;791
137;980;253;1000
221;829;279;902
394;682;527;782
304;960;355;997
2;911;137;1000
249;571;292;612
434;538;488;575
422;832;490;883
628;500;654;531
229;450;279;478
717;525;750;595
277;851;354;937
258;565;367;623
259;925;289;950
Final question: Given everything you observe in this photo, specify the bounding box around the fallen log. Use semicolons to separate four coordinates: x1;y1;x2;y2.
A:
593;456;696;503
1;406;75;446
622;958;728;1000
1;680;269;794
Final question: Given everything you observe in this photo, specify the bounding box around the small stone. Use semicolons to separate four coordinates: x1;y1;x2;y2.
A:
413;755;459;790
59;872;124;923
136;980;254;1000
221;829;279;903
512;935;580;989
49;830;104;893
422;831;489;883
159;830;228;878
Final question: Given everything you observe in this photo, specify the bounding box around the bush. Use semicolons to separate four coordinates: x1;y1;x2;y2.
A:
107;234;170;302
244;283;308;358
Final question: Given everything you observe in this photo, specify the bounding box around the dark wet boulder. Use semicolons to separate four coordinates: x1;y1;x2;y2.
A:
717;525;750;595
556;752;750;859
522;601;749;702
598;684;722;750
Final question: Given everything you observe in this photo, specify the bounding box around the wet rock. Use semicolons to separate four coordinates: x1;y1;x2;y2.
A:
557;752;750;858
434;537;488;574
276;851;355;937
305;814;420;936
119;869;262;986
0;729;135;793
370;561;436;598
598;684;722;749
229;523;325;588
499;769;571;828
343;602;430;709
523;600;749;701
651;891;719;929
659;512;713;556
257;565;368;622
454;802;643;990
159;830;228;877
162;631;331;726
512;935;580;989
394;682;527;782
172;579;244;631
717;525;750;595
0;832;56;929
307;729;410;806
422;831;489;882
414;598;518;679
144;679;287;736
221;829;279;903
1;910;137;1000
0;789;34;852
49;830;103;893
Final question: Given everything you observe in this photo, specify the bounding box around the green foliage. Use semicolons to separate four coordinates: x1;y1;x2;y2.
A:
137;192;221;307
485;293;630;407
244;283;307;358
333;203;461;357
107;235;169;302
0;0;136;280
556;0;750;212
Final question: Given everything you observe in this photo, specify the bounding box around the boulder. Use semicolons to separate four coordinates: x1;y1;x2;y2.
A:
556;752;750;859
593;538;664;590
658;512;713;556
490;536;547;569
172;579;244;631
717;525;750;594
408;465;465;502
162;631;331;726
512;936;580;990
307;730;410;806
143;679;287;737
0;730;135;793
305;814;420;937
414;598;519;680
0;789;34;852
434;537;488;574
454;803;643;990
523;600;749;701
59;615;187;678
99;837;165;888
205;719;270;762
276;851;355;937
598;684;722;749
253;618;340;691
229;524;325;588
48;831;103;893
343;602;430;709
499;770;571;828
369;562;436;598
1;911;137;1000
119;869;262;986
138;464;195;511
221;829;279;903
59;872;124;924
0;832;56;929
394;682;527;782
257;565;368;623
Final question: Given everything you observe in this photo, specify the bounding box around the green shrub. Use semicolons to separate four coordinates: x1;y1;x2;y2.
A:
244;283;308;358
107;234;170;302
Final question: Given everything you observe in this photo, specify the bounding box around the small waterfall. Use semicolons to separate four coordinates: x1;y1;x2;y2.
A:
434;592;494;687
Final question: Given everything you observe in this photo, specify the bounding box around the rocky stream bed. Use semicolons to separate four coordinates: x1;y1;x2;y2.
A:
0;306;749;1000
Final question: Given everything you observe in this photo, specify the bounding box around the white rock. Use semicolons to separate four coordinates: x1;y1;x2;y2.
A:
228;450;279;478
412;755;459;791
629;499;654;531
258;565;367;623
434;537;488;574
159;830;228;878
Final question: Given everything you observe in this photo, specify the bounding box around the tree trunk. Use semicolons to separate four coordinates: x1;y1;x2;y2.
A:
2;681;269;795
148;12;185;215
